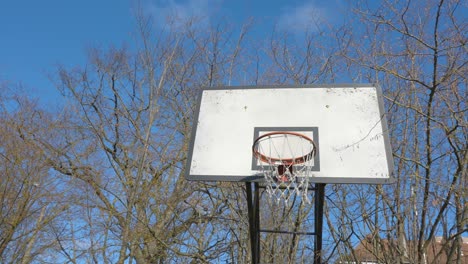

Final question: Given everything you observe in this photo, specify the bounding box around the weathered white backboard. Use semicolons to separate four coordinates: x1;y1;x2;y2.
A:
185;84;394;184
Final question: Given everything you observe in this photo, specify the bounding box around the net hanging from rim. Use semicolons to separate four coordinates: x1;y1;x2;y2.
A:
252;131;317;204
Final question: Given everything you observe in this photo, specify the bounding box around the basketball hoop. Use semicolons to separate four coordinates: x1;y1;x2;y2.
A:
252;131;317;204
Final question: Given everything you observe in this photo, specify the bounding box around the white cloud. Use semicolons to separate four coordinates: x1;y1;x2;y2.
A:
145;0;218;31
277;2;330;33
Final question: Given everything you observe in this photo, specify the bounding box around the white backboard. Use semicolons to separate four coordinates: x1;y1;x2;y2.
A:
185;84;394;184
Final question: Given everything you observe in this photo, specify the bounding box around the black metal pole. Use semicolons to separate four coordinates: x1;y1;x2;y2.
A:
314;183;326;264
254;182;260;263
246;182;260;264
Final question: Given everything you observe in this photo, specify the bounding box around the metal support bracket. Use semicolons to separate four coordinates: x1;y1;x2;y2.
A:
246;182;325;264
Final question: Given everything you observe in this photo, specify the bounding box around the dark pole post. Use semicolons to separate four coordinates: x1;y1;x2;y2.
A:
246;182;260;264
314;183;326;264
254;182;260;263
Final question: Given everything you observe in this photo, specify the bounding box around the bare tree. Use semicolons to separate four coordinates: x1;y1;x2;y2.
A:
8;12;255;263
0;89;68;263
331;0;467;263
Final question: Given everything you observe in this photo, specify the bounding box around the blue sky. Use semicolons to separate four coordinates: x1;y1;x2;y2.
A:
1;0;133;102
0;0;345;103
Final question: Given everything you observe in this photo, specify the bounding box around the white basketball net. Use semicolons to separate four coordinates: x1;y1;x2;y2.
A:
253;132;316;204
